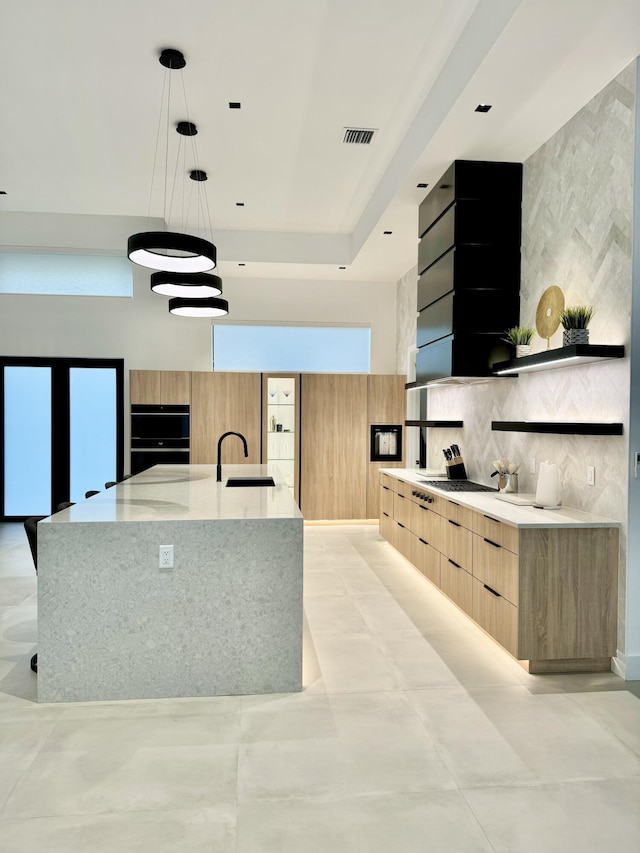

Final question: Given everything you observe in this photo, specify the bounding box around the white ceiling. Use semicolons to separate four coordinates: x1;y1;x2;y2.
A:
1;0;640;282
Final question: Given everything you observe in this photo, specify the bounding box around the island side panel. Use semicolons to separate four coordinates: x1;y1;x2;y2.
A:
38;517;303;702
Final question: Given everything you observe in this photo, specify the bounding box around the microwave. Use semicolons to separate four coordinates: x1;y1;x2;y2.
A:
131;404;189;443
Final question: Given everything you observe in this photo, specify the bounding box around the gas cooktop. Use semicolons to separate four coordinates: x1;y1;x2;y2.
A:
418;480;497;493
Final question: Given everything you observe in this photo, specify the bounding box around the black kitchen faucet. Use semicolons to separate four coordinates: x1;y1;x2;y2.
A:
216;431;249;481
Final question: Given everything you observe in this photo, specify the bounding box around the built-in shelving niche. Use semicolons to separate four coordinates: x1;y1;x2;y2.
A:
492;344;625;376
492;421;623;436
405;420;463;429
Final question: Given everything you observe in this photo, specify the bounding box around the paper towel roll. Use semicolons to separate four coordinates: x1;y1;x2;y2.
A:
535;461;560;508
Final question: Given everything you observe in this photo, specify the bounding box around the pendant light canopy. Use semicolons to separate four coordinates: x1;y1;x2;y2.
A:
150;271;223;297
169;297;229;317
127;49;218;277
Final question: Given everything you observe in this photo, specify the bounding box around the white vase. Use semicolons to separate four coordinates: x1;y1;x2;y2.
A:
515;345;532;358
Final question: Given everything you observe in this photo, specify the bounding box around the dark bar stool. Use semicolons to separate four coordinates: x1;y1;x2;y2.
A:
84;490;100;499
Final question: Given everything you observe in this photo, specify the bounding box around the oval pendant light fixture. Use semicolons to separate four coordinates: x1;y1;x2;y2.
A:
150;271;223;297
168;297;229;317
127;49;218;275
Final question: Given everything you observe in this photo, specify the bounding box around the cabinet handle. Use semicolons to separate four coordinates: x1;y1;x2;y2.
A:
448;558;461;568
448;519;461;528
397;493;405;499
383;485;390;491
483;537;501;549
483;515;500;523
398;522;405;529
483;583;501;598
382;511;389;517
419;538;428;545
450;501;460;507
419;505;428;512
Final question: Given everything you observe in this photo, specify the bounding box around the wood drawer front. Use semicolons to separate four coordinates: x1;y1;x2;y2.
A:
439;515;473;571
393;492;412;526
444;499;474;530
379;511;394;543
395;521;413;561
472;512;519;554
439;553;473;616
472;578;518;657
473;534;519;606
394;480;411;499
411;536;440;586
411;502;441;551
380;484;394;516
379;472;395;491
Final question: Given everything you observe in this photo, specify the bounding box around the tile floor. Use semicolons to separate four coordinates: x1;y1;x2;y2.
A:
0;521;639;851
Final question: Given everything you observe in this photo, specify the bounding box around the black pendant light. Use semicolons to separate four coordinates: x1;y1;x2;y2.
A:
127;49;217;274
150;271;223;297
168;297;229;317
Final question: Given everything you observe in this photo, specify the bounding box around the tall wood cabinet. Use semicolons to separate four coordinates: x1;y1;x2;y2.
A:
262;374;300;502
300;374;368;520
366;374;406;519
130;370;191;405
190;372;262;464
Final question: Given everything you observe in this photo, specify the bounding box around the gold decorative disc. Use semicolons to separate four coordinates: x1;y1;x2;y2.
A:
536;286;565;342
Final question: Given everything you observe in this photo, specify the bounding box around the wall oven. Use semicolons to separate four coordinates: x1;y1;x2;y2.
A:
130;404;190;474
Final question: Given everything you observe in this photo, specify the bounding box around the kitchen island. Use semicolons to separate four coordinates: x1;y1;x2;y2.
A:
37;464;303;703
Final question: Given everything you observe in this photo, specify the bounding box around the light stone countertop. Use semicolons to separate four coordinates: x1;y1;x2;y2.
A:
41;464;303;524
380;468;620;529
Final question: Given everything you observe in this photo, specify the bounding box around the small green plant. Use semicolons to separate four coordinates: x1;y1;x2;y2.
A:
559;305;594;329
503;326;535;346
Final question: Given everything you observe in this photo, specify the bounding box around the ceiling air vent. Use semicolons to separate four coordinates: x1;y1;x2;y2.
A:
342;127;377;145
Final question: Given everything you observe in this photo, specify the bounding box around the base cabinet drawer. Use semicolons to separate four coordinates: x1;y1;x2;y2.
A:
473;512;519;554
443;499;474;530
395;522;413;561
473;534;519;606
411;502;441;551
439;553;473;616
393;492;412;527
379;511;394;543
411;536;440;586
379;472;395;491
380;484;394;516
439;516;473;571
472;578;518;657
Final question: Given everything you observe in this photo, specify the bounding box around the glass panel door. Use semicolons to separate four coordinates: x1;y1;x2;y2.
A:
69;367;117;504
3;366;52;516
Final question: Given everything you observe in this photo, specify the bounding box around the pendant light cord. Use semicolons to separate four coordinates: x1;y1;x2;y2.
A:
146;70;169;229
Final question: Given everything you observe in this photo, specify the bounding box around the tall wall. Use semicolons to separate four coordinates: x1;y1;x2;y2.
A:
401;61;636;659
0;213;398;375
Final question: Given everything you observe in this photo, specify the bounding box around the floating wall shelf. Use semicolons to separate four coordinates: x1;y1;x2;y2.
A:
405;420;463;428
491;421;623;436
492;344;625;376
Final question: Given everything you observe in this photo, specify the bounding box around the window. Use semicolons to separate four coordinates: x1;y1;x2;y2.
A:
213;325;371;372
0;253;133;297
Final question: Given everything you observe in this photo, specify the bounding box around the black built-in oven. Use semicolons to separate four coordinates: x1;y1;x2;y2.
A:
130;404;190;474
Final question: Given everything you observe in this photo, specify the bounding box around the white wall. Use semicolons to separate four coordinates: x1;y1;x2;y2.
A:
0;212;398;374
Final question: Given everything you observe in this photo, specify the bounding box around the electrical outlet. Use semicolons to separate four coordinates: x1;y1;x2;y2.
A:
529;457;536;474
159;545;174;569
587;466;595;486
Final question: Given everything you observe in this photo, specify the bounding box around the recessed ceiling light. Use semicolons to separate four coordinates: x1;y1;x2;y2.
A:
229;102;241;109
383;231;392;235
238;263;246;266
339;266;346;270
475;104;492;112
416;183;428;188
235;202;245;207
0;190;6;195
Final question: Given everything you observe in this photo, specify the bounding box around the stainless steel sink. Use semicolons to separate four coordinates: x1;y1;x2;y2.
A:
225;476;276;488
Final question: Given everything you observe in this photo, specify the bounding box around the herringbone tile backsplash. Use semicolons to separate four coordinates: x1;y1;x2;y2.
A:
408;61;636;653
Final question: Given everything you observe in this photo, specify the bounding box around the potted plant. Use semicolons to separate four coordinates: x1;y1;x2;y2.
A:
559;305;594;346
503;326;535;358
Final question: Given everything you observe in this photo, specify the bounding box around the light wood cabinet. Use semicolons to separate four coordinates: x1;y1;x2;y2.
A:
380;483;394;516
300;374;368;520
379;471;619;673
130;370;191;405
366;374;406;519
190;372;261;464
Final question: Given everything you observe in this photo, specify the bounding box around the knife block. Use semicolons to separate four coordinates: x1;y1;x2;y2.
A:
446;456;467;480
